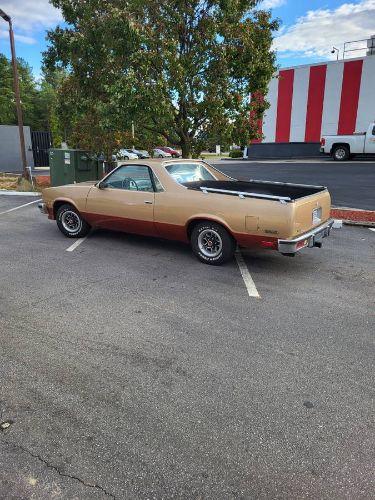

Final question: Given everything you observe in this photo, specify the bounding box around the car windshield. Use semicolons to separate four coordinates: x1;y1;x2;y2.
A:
165;162;216;184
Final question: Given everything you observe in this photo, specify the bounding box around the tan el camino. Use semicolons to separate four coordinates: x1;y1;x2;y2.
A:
39;159;333;265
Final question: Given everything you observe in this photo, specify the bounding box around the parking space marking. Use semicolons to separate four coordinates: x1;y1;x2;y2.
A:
235;250;260;299
369;228;375;232
0;199;42;216
66;237;88;252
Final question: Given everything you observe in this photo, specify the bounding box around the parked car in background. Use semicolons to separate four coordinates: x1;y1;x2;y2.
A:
157;146;181;158
153;148;172;158
320;122;375;160
117;149;138;160
130;149;150;159
39;159;333;265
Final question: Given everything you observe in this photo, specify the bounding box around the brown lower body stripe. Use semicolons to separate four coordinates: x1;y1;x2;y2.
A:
62;211;280;250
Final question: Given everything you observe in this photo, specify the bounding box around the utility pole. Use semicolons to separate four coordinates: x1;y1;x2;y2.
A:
0;9;28;178
131;120;135;150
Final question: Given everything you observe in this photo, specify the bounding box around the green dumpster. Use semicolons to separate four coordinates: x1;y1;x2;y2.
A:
49;149;104;187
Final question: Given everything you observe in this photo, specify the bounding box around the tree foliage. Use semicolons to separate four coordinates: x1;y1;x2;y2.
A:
0;54;63;145
45;0;279;157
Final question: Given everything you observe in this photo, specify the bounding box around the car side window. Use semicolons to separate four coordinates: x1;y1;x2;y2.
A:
165;162;216;184
372;125;375;136
105;165;154;192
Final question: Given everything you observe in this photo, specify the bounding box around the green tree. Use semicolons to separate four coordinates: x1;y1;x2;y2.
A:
45;0;279;157
0;54;63;144
0;54;14;124
37;69;67;145
0;55;41;128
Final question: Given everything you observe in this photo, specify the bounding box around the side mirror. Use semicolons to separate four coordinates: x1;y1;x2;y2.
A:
98;181;108;189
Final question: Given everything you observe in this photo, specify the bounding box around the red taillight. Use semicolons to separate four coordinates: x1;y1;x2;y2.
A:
260;240;277;249
320;138;325;146
296;239;307;250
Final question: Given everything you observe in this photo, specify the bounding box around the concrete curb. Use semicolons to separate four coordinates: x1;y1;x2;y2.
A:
331;208;375;227
0;190;41;196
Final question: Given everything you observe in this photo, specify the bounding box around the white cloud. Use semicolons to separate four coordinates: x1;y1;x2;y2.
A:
259;0;286;8
0;0;62;44
274;0;375;60
0;28;36;44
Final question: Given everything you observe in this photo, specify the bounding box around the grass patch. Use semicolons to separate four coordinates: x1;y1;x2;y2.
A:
0;173;45;192
17;177;36;192
200;153;230;161
0;174;18;190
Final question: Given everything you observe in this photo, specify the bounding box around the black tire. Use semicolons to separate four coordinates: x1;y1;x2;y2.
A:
332;145;350;161
56;204;91;238
191;221;236;265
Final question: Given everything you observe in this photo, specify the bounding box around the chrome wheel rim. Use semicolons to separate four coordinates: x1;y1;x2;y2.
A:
198;229;222;257
61;210;82;233
335;148;346;160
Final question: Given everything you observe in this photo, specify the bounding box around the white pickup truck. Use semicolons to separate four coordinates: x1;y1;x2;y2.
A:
320;122;375;161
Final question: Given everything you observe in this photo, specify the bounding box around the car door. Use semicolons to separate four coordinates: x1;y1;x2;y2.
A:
84;164;156;235
365;124;375;154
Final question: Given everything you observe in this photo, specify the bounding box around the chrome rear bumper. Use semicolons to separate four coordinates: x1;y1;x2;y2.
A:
278;219;334;255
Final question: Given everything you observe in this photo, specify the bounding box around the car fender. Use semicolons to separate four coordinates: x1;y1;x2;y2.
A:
52;197;81;219
330;142;351;154
186;214;235;238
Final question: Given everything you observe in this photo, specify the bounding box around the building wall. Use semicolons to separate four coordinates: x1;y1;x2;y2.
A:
261;56;375;143
0;125;34;172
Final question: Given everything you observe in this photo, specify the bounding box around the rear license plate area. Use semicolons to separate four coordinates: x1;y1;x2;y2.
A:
312;207;322;225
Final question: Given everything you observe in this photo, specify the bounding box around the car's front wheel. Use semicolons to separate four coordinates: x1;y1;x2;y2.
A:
191;221;236;265
56;204;91;238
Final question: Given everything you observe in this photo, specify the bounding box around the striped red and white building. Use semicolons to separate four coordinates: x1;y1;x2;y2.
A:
257;53;375;145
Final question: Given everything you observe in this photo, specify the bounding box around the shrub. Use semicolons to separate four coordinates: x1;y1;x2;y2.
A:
229;150;243;158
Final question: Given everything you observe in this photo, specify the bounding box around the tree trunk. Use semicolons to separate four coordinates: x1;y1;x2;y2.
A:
181;141;191;159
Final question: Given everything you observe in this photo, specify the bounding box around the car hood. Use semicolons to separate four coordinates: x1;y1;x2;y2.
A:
66;180;98;186
46;180;97;191
78;180;98;185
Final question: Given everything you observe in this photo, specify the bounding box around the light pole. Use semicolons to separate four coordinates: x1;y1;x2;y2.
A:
331;46;340;61
0;8;28;178
131;120;135;149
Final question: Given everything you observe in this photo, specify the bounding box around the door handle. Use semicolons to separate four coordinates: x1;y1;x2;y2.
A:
144;200;153;204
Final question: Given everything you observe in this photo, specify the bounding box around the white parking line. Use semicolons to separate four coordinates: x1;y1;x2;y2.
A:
66;237;88;252
235;250;260;298
0;199;42;216
369;228;375;232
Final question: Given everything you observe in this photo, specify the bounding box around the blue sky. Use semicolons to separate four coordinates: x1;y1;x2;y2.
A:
1;0;375;77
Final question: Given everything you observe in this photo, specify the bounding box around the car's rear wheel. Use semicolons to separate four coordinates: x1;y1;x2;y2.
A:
332;145;350;161
191;221;236;265
56;204;91;238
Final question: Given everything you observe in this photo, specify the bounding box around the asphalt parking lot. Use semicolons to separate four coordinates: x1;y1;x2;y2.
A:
214;159;375;211
1;195;374;499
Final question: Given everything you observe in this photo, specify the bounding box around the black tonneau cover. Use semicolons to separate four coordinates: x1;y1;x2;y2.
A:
183;180;326;202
